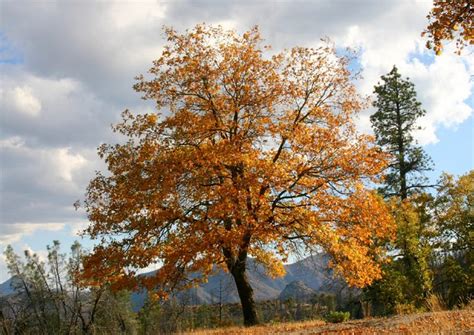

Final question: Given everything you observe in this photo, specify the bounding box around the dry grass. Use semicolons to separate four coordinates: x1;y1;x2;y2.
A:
424;293;448;312
180;319;326;335
181;309;473;335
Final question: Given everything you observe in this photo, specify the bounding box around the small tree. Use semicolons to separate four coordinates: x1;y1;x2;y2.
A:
432;171;474;307
2;241;140;334
82;25;395;326
386;198;433;311
370;65;433;200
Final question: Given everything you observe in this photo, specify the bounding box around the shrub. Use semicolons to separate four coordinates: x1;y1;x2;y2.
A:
394;303;418;315
424;293;448;312
324;311;350;323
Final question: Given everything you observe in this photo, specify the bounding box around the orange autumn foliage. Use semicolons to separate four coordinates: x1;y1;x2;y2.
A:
81;25;395;295
422;0;473;55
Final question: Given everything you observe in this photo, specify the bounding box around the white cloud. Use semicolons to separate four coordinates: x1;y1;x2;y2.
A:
406;55;472;145
68;221;89;236
136;260;163;275
0;69;119;147
2;0;470;148
21;244;50;263
214;19;238;31
0;136;97;225
107;0;167;30
0;136;25;149
343;25;362;48
0;223;65;247
337;2;472;145
1;137;89;191
1;86;41;117
55;148;87;182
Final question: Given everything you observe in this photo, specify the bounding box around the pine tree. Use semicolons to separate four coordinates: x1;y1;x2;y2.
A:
370;65;433;200
365;66;435;314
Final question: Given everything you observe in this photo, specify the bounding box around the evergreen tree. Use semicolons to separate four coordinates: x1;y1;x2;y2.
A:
370;65;433;199
366;66;436;315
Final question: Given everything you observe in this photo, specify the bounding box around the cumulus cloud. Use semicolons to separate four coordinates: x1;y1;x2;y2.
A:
0;68;121;147
68;221;90;237
0;223;65;247
0;137;97;225
336;1;472;144
1;137;88;190
406;55;473;145
0;0;166;106
1;86;41;117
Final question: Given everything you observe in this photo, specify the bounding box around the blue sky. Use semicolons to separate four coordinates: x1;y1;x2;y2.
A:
425;114;474;180
0;0;472;281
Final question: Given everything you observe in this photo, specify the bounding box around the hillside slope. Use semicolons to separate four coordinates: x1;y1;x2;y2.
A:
131;254;338;309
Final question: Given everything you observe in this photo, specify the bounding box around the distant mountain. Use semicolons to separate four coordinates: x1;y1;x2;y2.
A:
0;276;21;297
131;254;336;310
0;254;342;311
279;280;316;302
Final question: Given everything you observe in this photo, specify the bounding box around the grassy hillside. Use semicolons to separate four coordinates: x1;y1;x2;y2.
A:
181;309;473;334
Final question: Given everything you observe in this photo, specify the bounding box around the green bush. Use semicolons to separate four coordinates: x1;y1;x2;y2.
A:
324;311;350;323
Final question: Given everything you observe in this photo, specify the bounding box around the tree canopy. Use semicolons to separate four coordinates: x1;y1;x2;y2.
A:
422;0;473;55
81;25;395;326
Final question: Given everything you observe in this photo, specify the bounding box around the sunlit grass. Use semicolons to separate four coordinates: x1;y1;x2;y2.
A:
181;309;473;334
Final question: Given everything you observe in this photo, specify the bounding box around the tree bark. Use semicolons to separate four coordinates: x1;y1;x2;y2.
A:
229;263;259;326
223;238;259;327
395;84;407;200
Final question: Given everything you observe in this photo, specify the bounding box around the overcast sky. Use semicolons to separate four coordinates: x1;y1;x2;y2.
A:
0;0;472;282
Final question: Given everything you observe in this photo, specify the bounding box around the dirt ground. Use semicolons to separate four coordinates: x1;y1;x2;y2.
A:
183;309;473;335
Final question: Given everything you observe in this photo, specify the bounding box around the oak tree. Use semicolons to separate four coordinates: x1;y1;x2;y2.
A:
81;25;394;326
422;0;473;55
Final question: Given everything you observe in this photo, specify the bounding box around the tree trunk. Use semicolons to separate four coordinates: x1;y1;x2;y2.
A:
230;264;259;326
223;225;258;326
394;84;407;200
